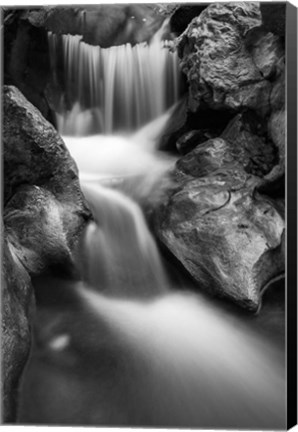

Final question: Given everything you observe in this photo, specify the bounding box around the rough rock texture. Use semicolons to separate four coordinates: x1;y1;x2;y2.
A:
177;2;284;115
4;186;77;276
155;166;285;311
154;3;286;310
176;111;276;179
3;86;90;232
2;85;91;422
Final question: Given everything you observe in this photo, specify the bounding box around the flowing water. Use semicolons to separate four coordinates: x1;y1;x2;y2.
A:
17;22;286;429
48;22;180;135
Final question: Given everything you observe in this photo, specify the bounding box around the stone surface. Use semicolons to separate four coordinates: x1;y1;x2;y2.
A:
250;30;284;80
221;112;277;177
177;2;284;116
155;102;285;310
4;186;75;276
176;113;276;180
23;5;164;48
176;130;213;155
3;85;90;248
154;170;285;310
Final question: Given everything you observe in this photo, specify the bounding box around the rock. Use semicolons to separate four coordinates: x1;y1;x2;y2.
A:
177;2;284;117
23;5;164;48
224;81;272;118
3;85;90;246
221;112;277;177
176;130;213;155
2;236;34;423
249;31;284;80
177;3;262;111
2;85;91;421
4;186;75;276
154;171;285;310
176;138;238;178
176;114;276;180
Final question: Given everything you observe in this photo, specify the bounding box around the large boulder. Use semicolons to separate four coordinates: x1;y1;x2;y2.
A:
154;3;286;310
177;2;284;116
2;85;91;421
154;168;285;311
3;85;90;239
155;105;285;310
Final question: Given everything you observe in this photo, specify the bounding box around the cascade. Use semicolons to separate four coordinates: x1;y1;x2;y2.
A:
19;14;285;430
79;184;169;297
48;25;181;135
18;183;286;429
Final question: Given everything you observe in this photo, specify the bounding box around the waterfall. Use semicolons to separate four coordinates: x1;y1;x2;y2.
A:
79;184;169;298
48;28;181;135
18;156;286;429
19;15;285;430
18;186;286;428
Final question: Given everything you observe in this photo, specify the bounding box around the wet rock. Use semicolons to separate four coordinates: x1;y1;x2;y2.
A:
177;3;262;111
23;5;164;48
3;85;90;248
176;114;276;180
154;171;285;311
4;186;75;276
176;138;238;178
249;30;284;80
2;236;34;423
177;2;284;117
176;130;213;155
221;112;277;177
2;85;91;421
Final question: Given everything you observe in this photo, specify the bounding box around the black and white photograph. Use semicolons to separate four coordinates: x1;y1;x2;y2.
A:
1;1;297;430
